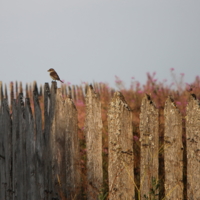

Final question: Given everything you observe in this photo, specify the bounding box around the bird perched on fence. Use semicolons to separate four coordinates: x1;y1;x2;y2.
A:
47;68;63;83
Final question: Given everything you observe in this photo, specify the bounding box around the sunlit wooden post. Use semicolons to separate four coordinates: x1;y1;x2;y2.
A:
164;97;183;200
108;92;135;200
186;94;200;199
140;94;159;199
85;85;103;200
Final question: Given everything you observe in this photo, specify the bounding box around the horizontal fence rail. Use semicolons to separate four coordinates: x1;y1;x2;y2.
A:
0;81;200;200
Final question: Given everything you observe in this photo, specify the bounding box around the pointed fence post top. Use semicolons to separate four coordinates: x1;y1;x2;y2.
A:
164;96;181;116
51;81;57;93
44;83;50;97
186;94;200;113
0;81;3;106
109;91;131;111
85;84;99;99
141;94;157;110
165;96;175;106
186;95;200;198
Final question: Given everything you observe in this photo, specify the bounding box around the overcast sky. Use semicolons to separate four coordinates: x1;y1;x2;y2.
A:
0;0;200;89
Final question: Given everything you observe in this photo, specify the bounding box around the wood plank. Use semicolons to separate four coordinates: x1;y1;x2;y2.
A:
164;97;183;200
108;92;135;200
140;94;159;199
24;97;36;200
33;83;45;199
186;94;200;199
85;85;103;199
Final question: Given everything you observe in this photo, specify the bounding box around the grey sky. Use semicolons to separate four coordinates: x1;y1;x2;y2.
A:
1;0;200;89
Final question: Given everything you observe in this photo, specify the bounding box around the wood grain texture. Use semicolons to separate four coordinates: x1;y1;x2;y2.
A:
108;92;135;200
140;94;159;199
164;97;183;200
50;87;81;199
33;84;45;200
85;85;103;200
186;94;200;200
24;97;36;200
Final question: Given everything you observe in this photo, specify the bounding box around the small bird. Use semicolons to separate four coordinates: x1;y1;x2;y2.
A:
47;68;63;83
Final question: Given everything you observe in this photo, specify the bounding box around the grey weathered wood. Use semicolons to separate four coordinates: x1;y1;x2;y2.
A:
33;84;45;199
24;97;36;200
18;93;26;200
85;85;103;200
186;94;200;199
49;81;58;199
164;97;183;200
11;98;17;200
0;82;5;199
4;84;8;99
44;83;51;200
108;92;135;200
10;82;14;108
0;99;4;200
4;98;12;200
140;94;159;199
15;82;18;98
0;81;3;107
0;89;2;199
0;97;12;200
12;93;26;200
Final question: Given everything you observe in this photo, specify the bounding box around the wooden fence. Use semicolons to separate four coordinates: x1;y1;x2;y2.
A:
0;82;200;200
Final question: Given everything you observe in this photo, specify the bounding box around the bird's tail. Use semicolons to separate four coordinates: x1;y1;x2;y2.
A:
60;80;64;83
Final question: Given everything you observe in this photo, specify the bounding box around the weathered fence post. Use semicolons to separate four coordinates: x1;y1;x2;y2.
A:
0;89;12;200
186;94;200;199
164;97;183;200
140;94;159;199
33;83;45;200
108;92;135;200
50;85;80;199
24;93;36;200
0;82;3;200
49;82;58;199
65;90;81;199
85;85;103;199
44;83;52;200
0;83;6;200
12;93;26;200
3;98;12;200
